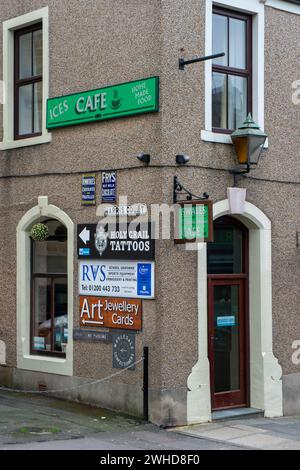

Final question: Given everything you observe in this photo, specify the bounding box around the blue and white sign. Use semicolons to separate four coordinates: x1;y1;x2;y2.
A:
82;173;96;205
79;247;90;256
137;263;152;296
102;171;116;202
217;316;236;327
78;260;155;299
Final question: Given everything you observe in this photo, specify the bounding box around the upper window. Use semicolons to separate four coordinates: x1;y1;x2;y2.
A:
14;23;43;140
212;7;252;133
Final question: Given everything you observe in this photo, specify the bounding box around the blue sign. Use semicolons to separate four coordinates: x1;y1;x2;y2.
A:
217;316;236;327
137;263;152;296
82;173;96;205
102;171;116;202
79;247;90;256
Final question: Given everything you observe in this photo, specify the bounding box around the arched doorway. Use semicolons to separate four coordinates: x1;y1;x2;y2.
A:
187;199;282;425
207;216;249;410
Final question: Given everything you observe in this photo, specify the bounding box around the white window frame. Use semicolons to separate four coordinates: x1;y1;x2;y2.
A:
201;0;265;145
17;196;73;376
1;7;51;150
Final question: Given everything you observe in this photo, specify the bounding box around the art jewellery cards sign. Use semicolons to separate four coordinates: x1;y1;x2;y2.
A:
46;77;159;129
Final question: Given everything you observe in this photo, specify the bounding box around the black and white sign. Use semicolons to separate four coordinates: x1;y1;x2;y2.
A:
73;329;111;343
77;222;155;260
112;332;136;370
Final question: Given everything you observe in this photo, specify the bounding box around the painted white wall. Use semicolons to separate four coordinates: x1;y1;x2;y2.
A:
1;7;51;150
187;198;283;424
16;196;73;376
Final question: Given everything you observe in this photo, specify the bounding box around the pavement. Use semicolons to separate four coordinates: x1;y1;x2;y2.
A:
0;390;300;450
175;416;300;450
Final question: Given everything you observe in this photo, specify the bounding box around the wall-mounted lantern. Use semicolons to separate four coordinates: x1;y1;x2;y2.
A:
231;113;268;175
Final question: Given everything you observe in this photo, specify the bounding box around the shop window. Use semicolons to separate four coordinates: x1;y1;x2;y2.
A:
14;23;43;140
212;7;252;133
31;219;68;357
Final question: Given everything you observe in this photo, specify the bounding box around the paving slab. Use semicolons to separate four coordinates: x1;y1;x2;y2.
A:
174;415;300;450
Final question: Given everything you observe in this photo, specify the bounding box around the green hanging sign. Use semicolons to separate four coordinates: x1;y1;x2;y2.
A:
46;76;159;129
175;200;213;243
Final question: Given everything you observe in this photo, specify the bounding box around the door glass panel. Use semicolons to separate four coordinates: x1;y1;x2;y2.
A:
207;219;244;274
213;285;240;393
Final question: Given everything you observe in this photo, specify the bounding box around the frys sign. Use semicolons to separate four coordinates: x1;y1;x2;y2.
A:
46;77;159;129
79;296;142;331
77;222;155;260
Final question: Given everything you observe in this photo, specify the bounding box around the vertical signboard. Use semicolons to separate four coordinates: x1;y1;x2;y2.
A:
82;173;96;205
102;171;116;202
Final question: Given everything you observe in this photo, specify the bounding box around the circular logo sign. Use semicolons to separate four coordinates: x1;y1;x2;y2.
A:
112;333;135;370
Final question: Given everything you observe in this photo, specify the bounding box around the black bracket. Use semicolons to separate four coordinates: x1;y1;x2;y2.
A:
230;165;250;187
173;176;209;204
179;52;225;70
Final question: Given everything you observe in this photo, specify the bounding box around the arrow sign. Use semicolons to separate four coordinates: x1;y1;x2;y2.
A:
79;226;90;245
82;318;104;326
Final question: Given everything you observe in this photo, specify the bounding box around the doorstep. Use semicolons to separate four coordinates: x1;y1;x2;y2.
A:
212;407;263;421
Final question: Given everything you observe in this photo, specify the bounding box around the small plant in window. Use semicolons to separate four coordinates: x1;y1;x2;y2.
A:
30;223;49;241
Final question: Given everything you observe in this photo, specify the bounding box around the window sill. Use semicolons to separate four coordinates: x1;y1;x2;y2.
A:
201;130;269;148
18;351;72;376
201;130;233;145
0;133;52;150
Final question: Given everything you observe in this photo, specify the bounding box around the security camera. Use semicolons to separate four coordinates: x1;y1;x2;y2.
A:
137;152;151;164
176;154;190;165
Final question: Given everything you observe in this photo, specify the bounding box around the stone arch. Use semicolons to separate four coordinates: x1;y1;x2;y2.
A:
187;199;283;424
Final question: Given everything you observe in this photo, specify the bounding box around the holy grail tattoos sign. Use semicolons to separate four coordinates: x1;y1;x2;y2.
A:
46;77;159;129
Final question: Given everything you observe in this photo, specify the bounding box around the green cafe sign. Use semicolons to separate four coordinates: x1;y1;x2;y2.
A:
46;76;159;129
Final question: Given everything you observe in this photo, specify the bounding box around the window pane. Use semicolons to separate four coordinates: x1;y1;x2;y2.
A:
32;278;52;352
207;221;244;274
228;75;247;130
19;32;32;79
212;14;228;66
32;220;67;274
19;84;33;135
229;18;246;69
34;81;42;133
33;240;67;274
54;278;68;353
212;72;227;129
33;29;42;76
